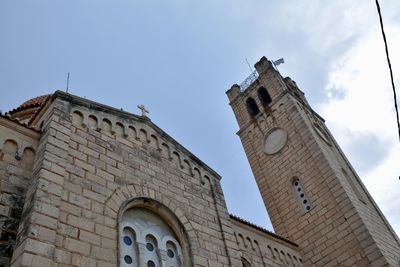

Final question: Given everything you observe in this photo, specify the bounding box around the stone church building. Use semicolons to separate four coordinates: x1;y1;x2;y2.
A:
0;56;399;267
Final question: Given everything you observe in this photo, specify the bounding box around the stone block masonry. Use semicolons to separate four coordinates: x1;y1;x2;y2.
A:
8;93;248;266
2;56;399;266
0;116;40;267
227;56;400;266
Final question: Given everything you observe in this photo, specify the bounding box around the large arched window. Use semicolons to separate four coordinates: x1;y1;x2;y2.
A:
257;87;272;107
246;97;260;118
119;199;189;267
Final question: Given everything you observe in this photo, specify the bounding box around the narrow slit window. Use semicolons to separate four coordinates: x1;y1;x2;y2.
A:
246;97;260;118
292;179;311;212
241;257;251;267
258;87;272;106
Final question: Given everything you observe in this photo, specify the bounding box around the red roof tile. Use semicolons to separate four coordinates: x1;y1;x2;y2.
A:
8;94;52;114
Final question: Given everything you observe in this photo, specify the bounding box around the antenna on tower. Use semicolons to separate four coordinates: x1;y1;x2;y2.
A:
66;72;70;93
245;58;253;74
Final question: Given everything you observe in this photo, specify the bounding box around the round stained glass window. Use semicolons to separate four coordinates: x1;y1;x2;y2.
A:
167;249;174;258
147;260;156;267
124;255;132;264
146;242;154;251
123;236;132;246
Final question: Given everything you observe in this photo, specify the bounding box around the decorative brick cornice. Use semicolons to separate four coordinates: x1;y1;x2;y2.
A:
51;90;221;180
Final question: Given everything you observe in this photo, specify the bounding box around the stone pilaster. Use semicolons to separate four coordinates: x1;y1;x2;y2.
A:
11;99;71;267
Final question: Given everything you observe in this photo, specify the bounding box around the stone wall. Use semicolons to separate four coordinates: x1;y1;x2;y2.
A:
230;216;303;267
10;93;245;266
0;90;305;266
0;117;39;266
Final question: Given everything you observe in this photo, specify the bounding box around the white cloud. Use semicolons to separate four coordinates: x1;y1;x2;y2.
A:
280;0;373;54
320;24;400;235
239;0;400;236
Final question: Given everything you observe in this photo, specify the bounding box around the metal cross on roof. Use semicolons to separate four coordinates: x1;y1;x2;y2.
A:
137;104;149;117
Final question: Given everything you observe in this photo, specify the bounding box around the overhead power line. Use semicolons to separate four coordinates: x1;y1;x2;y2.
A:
375;0;400;141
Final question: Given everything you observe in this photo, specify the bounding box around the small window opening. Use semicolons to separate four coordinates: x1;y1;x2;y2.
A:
246;97;260;118
124;255;133;264
258;87;272;106
292;179;311;212
146;242;154;251
241;257;251;267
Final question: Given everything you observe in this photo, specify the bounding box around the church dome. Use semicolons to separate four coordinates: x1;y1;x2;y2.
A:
14;94;52;111
7;94;52;124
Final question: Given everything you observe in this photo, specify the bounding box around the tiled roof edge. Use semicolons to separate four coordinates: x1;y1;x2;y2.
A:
229;214;298;247
8;102;42;115
0;113;40;133
27;94;52;126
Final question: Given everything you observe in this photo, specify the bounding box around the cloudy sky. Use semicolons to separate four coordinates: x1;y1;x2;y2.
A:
1;1;399;236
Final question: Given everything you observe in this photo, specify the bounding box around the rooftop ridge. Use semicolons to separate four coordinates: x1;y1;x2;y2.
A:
229;214;298;247
8;94;52;115
49;91;222;180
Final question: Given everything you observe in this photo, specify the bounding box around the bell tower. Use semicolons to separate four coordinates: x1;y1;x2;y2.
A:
227;56;400;266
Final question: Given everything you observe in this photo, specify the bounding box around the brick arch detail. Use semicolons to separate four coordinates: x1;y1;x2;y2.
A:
104;183;199;244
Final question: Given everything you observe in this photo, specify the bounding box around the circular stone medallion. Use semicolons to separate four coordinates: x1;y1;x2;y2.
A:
264;128;288;154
